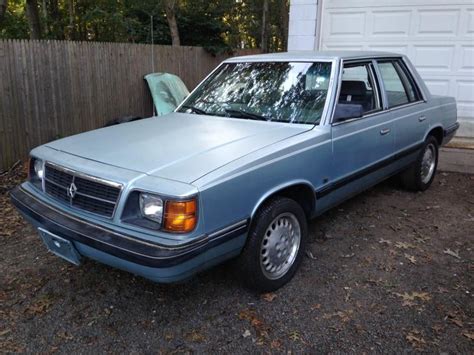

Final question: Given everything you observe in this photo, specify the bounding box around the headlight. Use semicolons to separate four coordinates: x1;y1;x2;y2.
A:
29;158;44;189
34;159;44;179
139;193;163;223
123;191;197;233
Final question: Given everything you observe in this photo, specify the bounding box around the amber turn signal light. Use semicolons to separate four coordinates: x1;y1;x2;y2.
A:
163;199;197;233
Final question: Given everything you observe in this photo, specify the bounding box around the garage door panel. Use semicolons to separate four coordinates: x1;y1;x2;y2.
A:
325;12;366;38
465;9;474;34
367;45;408;55
322;44;364;51
413;45;454;72
323;0;471;8
460;46;474;71
372;11;411;36
321;0;474;137
456;81;474;103
423;79;451;96
417;9;460;36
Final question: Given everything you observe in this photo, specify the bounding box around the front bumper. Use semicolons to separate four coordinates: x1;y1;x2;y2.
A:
10;186;248;282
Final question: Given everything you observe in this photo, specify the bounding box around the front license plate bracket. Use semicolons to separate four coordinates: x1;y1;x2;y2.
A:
38;227;81;266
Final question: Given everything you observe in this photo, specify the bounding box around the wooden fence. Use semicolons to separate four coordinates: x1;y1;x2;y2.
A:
0;40;257;171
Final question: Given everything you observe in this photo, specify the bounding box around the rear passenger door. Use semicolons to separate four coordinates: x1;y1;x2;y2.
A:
376;59;428;154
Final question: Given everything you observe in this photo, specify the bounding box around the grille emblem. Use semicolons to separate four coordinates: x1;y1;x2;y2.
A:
67;182;78;198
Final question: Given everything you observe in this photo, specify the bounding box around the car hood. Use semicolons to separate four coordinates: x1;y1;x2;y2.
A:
46;113;311;184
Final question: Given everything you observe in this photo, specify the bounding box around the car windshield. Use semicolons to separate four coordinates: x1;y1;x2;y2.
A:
178;61;332;125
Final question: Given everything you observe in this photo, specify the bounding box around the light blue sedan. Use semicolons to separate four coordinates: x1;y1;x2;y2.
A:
11;51;459;291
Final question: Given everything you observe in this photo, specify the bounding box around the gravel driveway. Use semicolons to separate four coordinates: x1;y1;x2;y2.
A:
1;165;473;353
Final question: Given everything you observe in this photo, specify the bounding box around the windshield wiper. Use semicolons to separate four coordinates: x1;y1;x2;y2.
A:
224;108;269;121
181;105;208;115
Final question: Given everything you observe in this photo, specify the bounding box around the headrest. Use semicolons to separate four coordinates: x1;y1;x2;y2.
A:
340;80;367;95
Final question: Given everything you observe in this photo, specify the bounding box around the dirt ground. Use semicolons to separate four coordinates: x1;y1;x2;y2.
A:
1;164;473;353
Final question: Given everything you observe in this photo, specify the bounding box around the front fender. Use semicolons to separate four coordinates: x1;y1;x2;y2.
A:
250;180;316;219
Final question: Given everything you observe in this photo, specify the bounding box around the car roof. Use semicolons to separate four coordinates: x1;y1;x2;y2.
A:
224;50;403;62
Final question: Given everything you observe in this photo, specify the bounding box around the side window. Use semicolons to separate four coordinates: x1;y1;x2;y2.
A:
378;60;420;108
338;63;381;115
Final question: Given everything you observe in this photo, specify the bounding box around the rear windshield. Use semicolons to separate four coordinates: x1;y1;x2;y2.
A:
178;61;333;125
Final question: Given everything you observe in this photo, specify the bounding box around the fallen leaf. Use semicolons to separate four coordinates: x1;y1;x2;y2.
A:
449;318;463;328
289;331;301;341
0;329;11;336
57;330;74;340
239;309;270;339
270;339;282;349
395;242;415;250
443;249;460;259
431;324;444;334
25;298;53;316
261;293;277;302
336;310;353;323
394;291;431;306
311;303;321;310
185;330;205;343
404;253;417;264
414;235;430;243
402;300;417;307
446;311;465;328
462;331;474;341
437;287;449;293
406;331;426;348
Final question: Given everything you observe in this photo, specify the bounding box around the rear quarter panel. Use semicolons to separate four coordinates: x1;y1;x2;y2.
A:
430;95;457;133
403;55;457;140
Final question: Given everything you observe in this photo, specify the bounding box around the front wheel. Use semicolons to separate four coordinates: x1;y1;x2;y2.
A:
236;197;308;292
400;136;439;191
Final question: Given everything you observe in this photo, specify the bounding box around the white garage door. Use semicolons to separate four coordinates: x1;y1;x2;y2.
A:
319;0;474;137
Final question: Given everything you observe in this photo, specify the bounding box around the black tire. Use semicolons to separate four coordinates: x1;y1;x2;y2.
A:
236;197;308;292
400;136;439;191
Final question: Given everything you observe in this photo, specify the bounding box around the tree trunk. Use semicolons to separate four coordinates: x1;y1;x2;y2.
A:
66;0;75;40
48;0;63;39
260;0;269;53
280;0;289;51
0;0;8;26
164;0;180;46
26;0;42;39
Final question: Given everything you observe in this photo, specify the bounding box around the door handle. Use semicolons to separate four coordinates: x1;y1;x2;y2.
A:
418;115;426;122
380;128;391;135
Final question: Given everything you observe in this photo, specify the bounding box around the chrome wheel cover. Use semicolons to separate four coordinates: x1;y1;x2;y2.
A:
259;212;301;280
420;143;436;184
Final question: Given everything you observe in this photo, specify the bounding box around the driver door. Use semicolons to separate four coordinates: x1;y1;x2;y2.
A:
326;60;395;203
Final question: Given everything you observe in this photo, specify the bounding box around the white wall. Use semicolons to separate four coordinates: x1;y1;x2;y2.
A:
287;0;319;51
288;0;474;138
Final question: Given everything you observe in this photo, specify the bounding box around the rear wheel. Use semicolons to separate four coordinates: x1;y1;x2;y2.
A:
237;197;308;292
400;136;439;191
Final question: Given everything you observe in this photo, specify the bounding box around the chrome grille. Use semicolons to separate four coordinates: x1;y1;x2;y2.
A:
44;163;122;218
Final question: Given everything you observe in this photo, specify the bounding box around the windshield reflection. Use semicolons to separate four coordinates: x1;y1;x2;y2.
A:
178;61;332;125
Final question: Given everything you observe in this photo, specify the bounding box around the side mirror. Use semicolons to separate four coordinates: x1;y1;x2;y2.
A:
333;103;364;123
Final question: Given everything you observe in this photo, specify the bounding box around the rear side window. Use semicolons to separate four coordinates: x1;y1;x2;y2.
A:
378;60;420;108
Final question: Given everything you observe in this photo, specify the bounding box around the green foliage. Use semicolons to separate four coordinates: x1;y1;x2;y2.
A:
0;0;29;39
0;0;288;52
